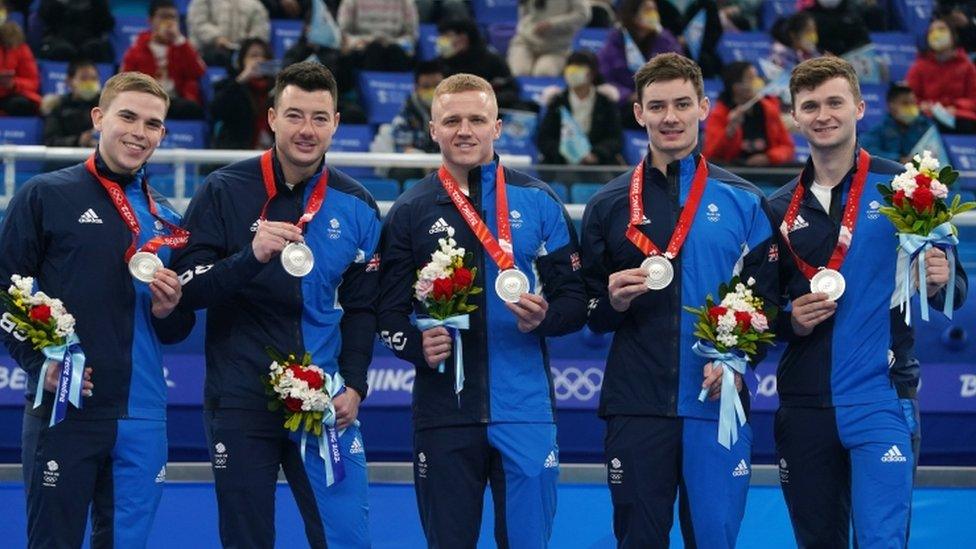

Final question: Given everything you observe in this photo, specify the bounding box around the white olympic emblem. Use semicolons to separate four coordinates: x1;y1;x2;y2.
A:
550;367;604;401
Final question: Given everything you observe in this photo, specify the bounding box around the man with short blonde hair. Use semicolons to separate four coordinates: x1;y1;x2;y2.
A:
1;70;194;547
377;73;587;548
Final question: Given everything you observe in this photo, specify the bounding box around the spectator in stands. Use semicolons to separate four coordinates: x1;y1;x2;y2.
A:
936;2;976;53
435;17;520;109
769;12;821;71
187;0;270;67
717;0;762;32
598;0;682;111
657;0;724;78
801;0;870;56
704;61;795;166
391;60;442;155
123;0;208;120
210;38;274;150
37;0;115;63
41;59;100;148
337;0;419;71
588;0;616;27
0;18;38;115
260;0;313;19
860;82;936;163
537;51;622;170
507;0;590;76
907;17;976;134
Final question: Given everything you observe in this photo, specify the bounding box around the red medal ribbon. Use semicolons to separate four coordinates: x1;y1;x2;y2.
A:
84;155;189;261
779;148;870;280
625;156;709;259
258;149;330;231
438;164;514;270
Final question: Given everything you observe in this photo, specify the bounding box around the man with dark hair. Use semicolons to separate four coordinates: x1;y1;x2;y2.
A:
1;71;193;548
861;83;935;164
770;56;967;548
172;61;380;548
580;52;779;548
121;0;208;119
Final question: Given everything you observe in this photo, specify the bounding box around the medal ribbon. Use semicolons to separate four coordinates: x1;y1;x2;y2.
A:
778;148;870;280
438;164;514;270
84;155;189;261
258;149;330;231
625;156;709;259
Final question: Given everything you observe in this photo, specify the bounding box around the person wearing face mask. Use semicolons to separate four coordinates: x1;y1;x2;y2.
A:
906;17;976;134
770;12;822;72
434;17;520;110
121;0;208;120
860;83;935;163
802;0;870;56
211;38;275;150
704;61;795;166
537;50;623;172
42;59;102;170
387;60;444;181
598;0;682;115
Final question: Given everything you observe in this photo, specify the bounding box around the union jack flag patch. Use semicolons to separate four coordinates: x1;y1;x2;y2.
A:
366;253;381;272
570;252;581;271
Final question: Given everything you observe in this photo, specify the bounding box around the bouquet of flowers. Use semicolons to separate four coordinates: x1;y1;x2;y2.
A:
877;150;974;322
683;276;777;449
1;275;84;426
265;347;346;486
414;227;482;396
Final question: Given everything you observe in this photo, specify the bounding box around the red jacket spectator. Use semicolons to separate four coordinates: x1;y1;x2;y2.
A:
0;41;40;106
704;96;795;165
906;47;976;122
121;31;206;104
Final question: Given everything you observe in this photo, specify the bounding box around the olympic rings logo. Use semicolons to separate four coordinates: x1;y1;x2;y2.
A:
550;366;604;401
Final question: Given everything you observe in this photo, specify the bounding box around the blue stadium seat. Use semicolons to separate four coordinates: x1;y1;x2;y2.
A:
870;33;918;83
154;121;209;196
761;0;796;31
717;32;773;66
549;182;569;203
573;28;610;55
622;130;648;166
516;76;562;108
570;182;603;205
360;177;401;201
39;62;114;96
199;67;228;107
891;0;931;37
943;136;976;182
0;117;43;178
418;24;438;61
495;109;538;159
111;15;150;64
271;19;304;59
472;0;519;24
857;84;886;133
358;72;414;125
330;124;376;178
487;22;517;57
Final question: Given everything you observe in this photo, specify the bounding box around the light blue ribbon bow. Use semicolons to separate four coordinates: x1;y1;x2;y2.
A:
693;341;748;450
897;222;958;324
415;315;470;399
35;333;85;427
299;371;351;487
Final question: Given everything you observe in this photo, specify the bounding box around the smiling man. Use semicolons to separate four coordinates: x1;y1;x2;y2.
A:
376;73;586;548
171;62;380;548
0;72;195;547
579;53;779;548
768;56;967;548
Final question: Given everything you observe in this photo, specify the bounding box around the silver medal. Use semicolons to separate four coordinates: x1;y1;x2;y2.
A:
810;268;846;301
281;242;314;277
128;252;163;283
641;255;674;290
495;269;530;303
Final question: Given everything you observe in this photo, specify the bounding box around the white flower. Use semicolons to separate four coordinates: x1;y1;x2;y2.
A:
54;314;75;338
930;180;949;199
892;171;918;198
747;277;756;286
917;150;940;173
446;226;455;238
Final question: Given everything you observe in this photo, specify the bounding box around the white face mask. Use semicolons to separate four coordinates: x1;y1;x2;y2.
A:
818;0;842;9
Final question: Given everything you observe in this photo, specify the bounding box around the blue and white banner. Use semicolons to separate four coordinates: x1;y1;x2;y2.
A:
683;9;707;63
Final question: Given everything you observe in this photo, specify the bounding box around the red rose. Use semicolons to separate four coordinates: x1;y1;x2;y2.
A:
708;306;727;321
284;397;303;412
893;190;906;208
432;277;454;301
734;311;752;329
29;304;51;323
452;267;473;291
914;173;932;188
912;185;934;211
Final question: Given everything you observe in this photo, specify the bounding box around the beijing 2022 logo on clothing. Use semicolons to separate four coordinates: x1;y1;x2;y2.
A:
549;366;604;401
